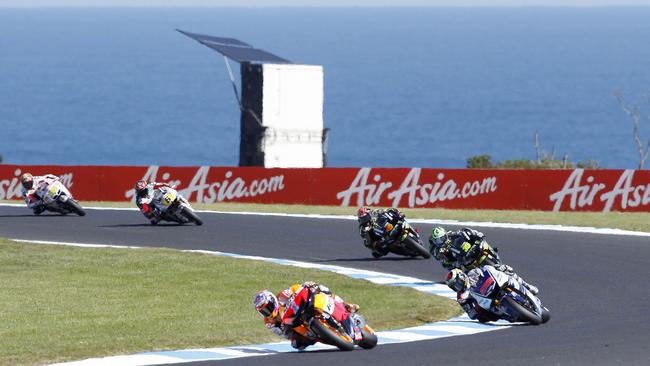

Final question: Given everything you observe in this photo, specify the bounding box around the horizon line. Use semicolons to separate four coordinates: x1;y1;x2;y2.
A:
3;4;650;8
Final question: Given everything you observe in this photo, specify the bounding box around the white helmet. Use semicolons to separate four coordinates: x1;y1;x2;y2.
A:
446;268;469;292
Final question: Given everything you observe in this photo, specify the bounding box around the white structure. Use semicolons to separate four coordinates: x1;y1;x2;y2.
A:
261;64;325;168
179;29;328;168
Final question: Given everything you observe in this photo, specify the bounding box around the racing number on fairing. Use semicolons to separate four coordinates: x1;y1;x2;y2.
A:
48;184;59;198
162;192;175;207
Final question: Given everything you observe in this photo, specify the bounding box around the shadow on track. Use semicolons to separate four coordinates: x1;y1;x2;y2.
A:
0;214;77;218
315;256;424;263
98;223;190;228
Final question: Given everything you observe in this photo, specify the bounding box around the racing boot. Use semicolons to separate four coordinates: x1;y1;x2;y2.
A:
502;267;539;295
371;242;390;258
513;273;539;295
523;282;539;295
33;205;45;215
150;216;160;225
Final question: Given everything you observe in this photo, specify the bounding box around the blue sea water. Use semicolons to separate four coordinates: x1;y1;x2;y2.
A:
1;7;649;168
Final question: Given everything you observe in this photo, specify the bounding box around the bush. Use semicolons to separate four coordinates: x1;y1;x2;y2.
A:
465;154;493;168
466;154;600;169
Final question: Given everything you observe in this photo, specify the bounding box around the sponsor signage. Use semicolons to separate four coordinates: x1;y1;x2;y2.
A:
1;165;649;212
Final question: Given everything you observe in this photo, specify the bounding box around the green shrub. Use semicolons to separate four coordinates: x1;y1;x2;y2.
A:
466;154;493;168
466;154;600;169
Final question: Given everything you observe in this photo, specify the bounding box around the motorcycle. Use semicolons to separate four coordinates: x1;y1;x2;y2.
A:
32;178;86;216
149;186;203;225
469;266;550;325
371;214;431;259
282;286;377;351
442;238;501;271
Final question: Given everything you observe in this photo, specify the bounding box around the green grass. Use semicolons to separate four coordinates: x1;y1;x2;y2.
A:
4;199;648;232
0;238;459;366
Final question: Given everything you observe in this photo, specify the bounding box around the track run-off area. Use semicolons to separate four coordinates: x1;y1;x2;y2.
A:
1;204;649;366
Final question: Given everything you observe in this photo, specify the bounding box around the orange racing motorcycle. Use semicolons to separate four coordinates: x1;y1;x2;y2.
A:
282;286;378;351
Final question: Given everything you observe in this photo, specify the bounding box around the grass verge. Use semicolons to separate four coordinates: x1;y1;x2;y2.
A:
0;238;460;366
4;199;646;233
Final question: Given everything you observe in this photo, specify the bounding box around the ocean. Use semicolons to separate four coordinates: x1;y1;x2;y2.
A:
1;7;649;168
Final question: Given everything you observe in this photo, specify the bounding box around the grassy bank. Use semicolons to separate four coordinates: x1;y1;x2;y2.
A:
0;238;459;366
4;199;645;233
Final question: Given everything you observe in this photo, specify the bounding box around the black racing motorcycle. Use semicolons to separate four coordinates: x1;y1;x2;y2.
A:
370;213;431;259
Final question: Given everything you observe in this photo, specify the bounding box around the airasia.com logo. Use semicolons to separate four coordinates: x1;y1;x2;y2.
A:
124;166;285;203
336;168;498;207
549;169;650;212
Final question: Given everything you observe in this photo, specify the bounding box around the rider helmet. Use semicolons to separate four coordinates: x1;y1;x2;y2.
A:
253;290;279;318
446;268;469;293
429;227;448;250
20;173;34;190
357;206;372;225
134;180;148;197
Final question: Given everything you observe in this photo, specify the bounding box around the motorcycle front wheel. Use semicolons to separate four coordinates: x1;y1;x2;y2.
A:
180;207;203;226
64;199;86;216
502;296;542;325
357;327;378;349
404;236;431;259
311;318;355;351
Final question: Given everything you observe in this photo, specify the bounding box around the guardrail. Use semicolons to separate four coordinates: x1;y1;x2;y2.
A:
1;165;649;212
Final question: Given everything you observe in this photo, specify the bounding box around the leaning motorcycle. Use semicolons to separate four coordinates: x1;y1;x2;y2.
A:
150;186;202;225
34;179;86;216
282;286;377;351
469;266;550;325
371;215;431;259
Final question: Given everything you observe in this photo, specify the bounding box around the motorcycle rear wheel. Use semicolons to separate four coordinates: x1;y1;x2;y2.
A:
311;318;355;351
502;296;542;325
404;236;432;259
180;207;203;226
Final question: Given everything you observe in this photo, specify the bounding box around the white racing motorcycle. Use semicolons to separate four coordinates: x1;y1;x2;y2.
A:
149;186;203;226
33;178;86;216
469;265;550;325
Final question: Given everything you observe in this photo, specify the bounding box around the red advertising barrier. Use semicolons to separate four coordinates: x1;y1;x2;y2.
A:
1;165;650;212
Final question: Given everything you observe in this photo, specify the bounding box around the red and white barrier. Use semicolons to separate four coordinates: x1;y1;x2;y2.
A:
1;165;649;212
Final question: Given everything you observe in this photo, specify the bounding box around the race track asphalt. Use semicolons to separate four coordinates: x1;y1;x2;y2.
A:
1;205;649;366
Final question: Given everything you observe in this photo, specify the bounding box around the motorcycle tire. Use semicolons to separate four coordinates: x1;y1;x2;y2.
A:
357;328;378;349
65;199;86;216
311;318;355;351
502;296;542;325
404;236;432;259
180;207;203;226
541;307;551;324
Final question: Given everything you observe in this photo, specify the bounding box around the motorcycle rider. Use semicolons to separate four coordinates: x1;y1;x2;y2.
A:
253;281;359;350
20;172;62;214
446;266;539;323
430;226;538;295
133;179;175;224
429;226;487;270
446;268;499;323
357;206;407;258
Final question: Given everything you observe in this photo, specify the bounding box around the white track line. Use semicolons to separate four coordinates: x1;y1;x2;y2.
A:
2;203;649;237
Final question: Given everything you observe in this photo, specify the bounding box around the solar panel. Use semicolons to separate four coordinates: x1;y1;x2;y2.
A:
177;29;291;64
